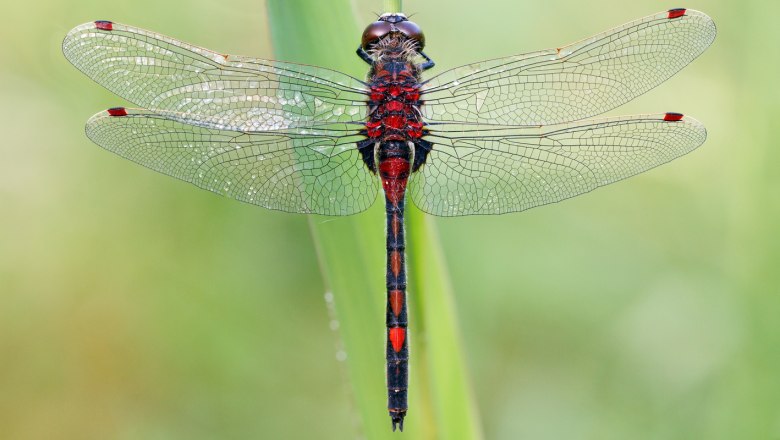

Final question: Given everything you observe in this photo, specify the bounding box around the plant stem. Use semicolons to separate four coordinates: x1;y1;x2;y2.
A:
267;0;482;437
384;0;403;12
407;207;485;440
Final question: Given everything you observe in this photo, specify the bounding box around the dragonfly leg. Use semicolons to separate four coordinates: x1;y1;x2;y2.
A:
356;46;373;65
419;51;435;71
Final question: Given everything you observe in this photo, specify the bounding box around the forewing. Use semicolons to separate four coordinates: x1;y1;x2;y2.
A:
421;9;716;125
86;109;378;215
409;114;706;216
63;21;369;132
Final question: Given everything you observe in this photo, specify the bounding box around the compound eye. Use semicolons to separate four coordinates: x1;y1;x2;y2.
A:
395;21;425;50
361;21;393;49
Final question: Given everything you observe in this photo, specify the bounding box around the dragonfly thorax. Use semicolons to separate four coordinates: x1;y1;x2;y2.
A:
369;37;421;65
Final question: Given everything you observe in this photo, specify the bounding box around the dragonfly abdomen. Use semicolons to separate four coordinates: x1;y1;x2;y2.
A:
378;140;410;431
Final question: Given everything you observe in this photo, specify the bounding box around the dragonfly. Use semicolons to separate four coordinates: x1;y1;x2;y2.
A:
63;8;716;432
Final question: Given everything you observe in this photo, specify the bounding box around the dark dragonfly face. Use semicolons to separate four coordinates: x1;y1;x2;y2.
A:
63;7;716;433
361;13;426;52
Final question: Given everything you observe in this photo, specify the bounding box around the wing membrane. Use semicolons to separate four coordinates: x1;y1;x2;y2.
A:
63;22;369;132
409;114;706;216
421;10;716;125
86;109;378;215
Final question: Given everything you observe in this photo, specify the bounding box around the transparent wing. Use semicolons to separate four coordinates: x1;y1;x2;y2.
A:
421;9;716;125
86;109;378;215
409;114;706;216
63;21;369;132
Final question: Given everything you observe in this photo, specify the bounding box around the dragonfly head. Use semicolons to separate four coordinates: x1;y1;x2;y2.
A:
361;13;425;52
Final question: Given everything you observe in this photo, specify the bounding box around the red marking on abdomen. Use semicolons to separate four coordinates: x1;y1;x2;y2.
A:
667;8;686;19
663;112;684;121
389;290;404;317
391;213;400;237
379;157;410;178
95;20;113;31
380;158;410;204
107;107;128;116
382;178;408;204
390;251;402;276
389;327;406;352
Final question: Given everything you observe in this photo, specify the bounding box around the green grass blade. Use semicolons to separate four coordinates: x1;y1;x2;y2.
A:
267;1;482;437
384;0;403;13
407;207;484;439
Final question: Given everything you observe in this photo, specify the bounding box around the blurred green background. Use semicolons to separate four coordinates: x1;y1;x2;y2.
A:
1;0;778;438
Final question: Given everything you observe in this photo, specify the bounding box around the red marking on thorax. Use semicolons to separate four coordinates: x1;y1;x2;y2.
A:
406;121;423;139
385;101;404;112
667;8;686;19
389;327;406;352
384;115;405;130
365;61;424;145
366;120;382;138
389;290;404;317
95;21;113;31
370;89;386;102
663;112;684;121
